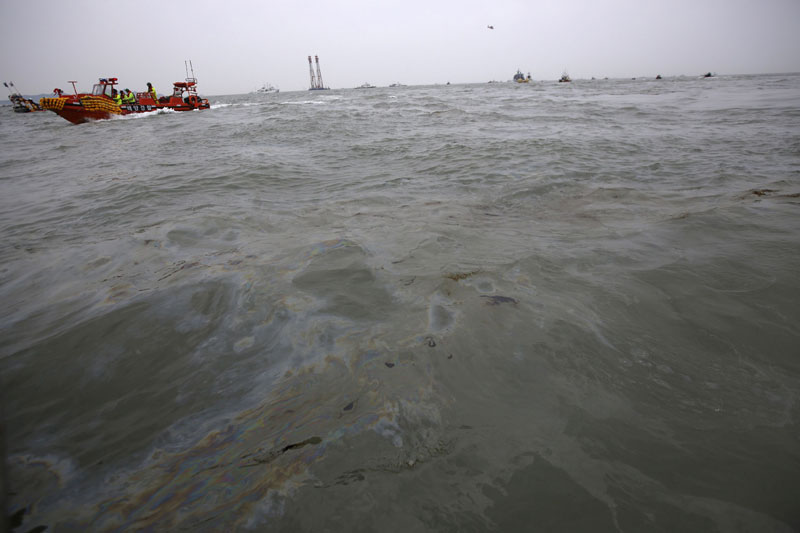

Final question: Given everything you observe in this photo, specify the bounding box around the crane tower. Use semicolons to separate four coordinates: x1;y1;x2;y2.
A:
315;56;325;89
308;54;329;90
308;56;317;89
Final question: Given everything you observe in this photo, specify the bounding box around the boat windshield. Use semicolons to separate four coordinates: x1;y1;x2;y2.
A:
92;84;113;97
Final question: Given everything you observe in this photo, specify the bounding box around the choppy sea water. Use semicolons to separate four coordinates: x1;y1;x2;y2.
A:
1;74;799;532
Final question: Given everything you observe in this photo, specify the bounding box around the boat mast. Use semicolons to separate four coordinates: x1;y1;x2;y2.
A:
185;60;197;84
315;55;325;89
308;56;318;89
4;81;21;97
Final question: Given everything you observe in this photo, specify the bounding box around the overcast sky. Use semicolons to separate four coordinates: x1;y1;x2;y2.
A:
2;0;799;95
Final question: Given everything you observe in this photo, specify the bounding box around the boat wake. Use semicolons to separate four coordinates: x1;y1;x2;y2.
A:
282;100;329;106
210;102;274;110
112;107;181;121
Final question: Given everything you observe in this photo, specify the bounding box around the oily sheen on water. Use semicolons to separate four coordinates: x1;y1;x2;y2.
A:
1;74;799;532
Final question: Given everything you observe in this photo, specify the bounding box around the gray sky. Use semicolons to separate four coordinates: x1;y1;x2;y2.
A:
2;0;799;95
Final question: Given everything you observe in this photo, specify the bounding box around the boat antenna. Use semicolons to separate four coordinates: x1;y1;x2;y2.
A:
185;60;197;83
68;81;78;95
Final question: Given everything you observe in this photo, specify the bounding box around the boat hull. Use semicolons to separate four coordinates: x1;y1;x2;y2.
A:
49;102;120;124
41;98;210;125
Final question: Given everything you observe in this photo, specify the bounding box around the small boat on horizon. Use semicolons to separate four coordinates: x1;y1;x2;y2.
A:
559;71;571;83
355;82;376;89
513;69;531;83
388;82;405;87
253;83;279;94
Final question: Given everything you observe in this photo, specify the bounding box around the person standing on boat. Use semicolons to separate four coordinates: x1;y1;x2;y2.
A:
147;82;157;103
111;89;122;105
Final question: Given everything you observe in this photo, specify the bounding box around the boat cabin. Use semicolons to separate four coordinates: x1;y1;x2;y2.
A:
92;78;118;97
164;78;200;107
171;81;196;96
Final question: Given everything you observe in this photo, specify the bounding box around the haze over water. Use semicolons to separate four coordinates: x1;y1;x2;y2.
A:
2;74;799;532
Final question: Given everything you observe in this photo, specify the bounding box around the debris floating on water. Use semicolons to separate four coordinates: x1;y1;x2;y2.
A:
481;295;519;306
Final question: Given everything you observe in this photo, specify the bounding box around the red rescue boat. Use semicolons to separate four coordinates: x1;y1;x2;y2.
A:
40;70;210;125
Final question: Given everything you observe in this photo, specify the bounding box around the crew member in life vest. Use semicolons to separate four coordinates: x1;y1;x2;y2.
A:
147;82;157;103
112;89;122;105
122;88;136;104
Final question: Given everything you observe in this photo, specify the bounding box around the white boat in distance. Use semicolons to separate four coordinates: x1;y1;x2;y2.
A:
355;82;376;89
253;83;279;94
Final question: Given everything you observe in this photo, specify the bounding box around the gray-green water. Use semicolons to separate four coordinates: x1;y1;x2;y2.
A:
2;74;799;531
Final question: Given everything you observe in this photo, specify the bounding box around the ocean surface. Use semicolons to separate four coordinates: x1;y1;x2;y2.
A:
1;74;799;532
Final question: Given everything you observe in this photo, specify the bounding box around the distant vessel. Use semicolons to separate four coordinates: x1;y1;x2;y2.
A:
703;72;715;78
559;71;571;83
254;83;279;94
4;81;43;113
655;74;662;80
388;82;405;87
308;55;330;91
355;82;376;89
513;70;531;83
